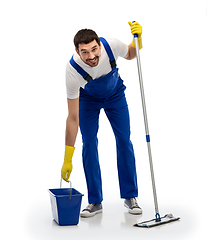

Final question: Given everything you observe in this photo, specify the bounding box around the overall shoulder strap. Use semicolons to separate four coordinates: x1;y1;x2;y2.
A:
69;56;92;83
99;37;116;70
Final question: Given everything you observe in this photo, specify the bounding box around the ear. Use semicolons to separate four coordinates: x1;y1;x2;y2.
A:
75;48;80;56
98;41;101;50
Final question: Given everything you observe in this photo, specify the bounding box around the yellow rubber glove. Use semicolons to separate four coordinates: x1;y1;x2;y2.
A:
61;145;75;182
128;21;143;49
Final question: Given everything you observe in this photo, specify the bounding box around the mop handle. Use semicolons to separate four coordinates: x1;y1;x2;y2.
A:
133;22;160;218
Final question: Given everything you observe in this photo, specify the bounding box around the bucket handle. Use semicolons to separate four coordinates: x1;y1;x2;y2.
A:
60;178;72;199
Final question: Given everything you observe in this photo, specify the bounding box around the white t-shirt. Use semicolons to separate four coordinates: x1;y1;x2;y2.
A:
66;38;128;99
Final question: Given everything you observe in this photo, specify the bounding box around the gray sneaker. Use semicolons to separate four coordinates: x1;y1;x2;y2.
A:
124;198;142;215
80;203;103;218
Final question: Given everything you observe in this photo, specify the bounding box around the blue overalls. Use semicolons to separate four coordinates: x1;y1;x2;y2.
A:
70;38;138;204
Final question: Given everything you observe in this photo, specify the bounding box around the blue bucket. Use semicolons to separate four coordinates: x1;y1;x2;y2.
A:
48;187;84;226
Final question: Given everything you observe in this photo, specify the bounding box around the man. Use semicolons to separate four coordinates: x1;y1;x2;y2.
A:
61;22;143;218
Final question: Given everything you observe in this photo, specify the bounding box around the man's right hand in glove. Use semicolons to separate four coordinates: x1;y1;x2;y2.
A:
61;145;75;182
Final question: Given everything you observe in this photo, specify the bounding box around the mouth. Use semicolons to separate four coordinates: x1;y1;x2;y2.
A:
86;56;99;65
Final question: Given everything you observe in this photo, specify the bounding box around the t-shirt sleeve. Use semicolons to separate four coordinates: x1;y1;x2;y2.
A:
66;63;81;99
109;38;128;59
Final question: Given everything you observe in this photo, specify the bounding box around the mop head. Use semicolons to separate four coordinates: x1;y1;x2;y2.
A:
134;214;180;228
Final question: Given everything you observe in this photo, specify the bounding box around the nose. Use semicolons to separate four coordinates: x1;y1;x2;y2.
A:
88;51;95;59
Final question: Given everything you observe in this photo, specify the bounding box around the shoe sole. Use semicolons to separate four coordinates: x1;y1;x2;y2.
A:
80;209;103;218
124;203;142;215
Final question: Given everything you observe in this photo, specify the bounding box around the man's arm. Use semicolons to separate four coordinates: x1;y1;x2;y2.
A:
65;97;79;147
61;97;79;182
124;43;136;60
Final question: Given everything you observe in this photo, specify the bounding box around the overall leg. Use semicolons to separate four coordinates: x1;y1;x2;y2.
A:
104;94;138;199
79;98;103;204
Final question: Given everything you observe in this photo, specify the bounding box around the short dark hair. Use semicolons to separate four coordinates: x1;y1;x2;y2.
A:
74;29;100;51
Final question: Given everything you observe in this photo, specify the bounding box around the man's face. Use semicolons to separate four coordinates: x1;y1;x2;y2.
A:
76;40;101;67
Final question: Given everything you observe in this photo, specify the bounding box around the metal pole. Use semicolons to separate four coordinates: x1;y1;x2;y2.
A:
134;33;160;220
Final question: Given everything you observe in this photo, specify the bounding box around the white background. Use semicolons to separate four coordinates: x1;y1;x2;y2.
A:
0;0;212;239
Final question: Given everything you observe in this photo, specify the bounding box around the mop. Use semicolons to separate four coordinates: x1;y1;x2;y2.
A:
132;22;180;228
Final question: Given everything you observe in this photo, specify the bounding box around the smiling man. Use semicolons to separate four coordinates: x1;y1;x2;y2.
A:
77;39;100;67
61;22;143;218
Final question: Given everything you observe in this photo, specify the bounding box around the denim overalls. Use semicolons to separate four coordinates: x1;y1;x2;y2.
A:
70;38;138;203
